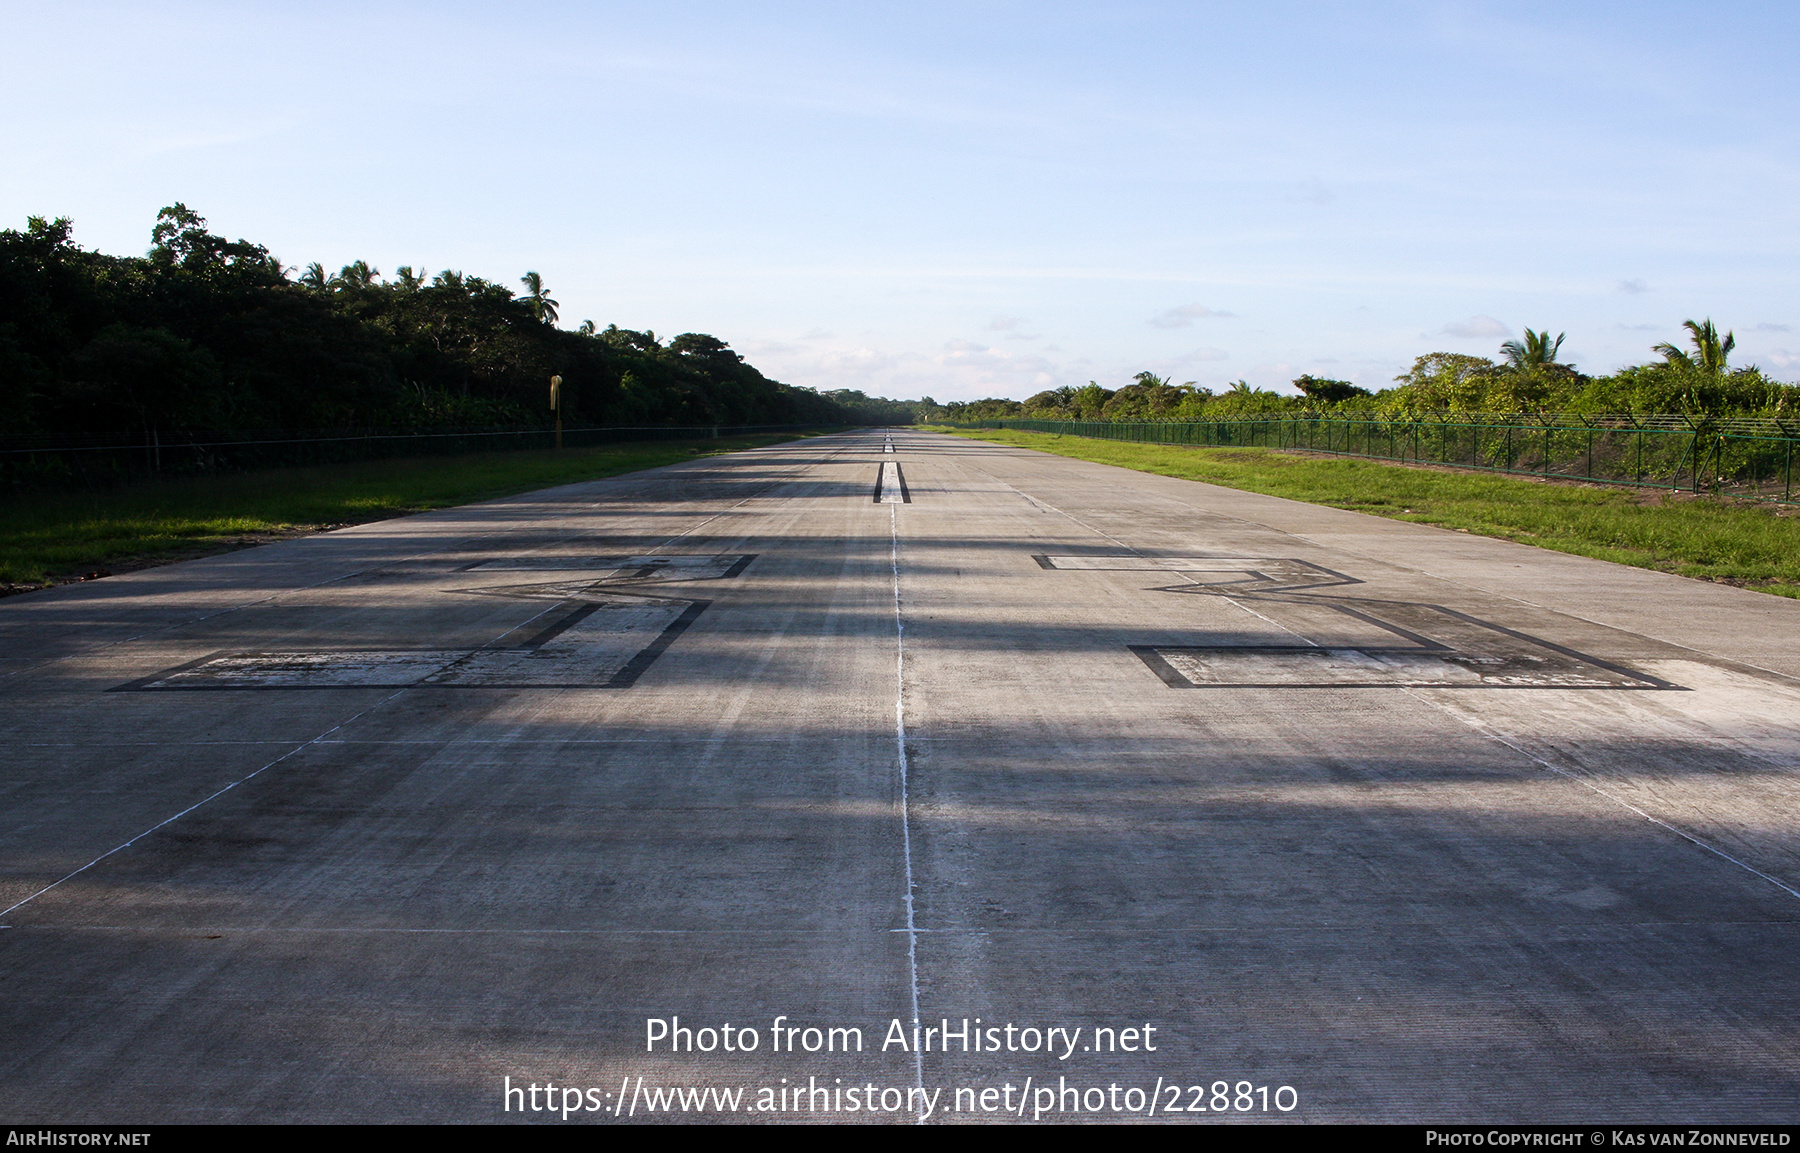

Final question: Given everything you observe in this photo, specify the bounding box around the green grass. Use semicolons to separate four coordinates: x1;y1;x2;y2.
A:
1;433;815;592
932;427;1800;598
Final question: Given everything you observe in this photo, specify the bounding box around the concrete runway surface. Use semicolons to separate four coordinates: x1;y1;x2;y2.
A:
3;428;1799;1124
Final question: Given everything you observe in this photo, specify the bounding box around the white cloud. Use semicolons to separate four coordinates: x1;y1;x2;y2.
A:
1179;346;1230;362
1764;349;1800;368
1150;303;1236;328
1617;279;1649;294
1440;315;1509;339
816;346;911;374
931;344;1065;383
1754;322;1791;333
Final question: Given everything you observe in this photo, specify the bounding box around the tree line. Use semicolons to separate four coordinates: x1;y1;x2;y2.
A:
922;322;1800;424
0;207;917;443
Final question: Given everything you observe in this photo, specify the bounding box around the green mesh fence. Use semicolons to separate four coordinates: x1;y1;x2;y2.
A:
950;415;1800;505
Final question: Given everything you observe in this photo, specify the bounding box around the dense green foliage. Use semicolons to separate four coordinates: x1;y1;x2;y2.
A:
938;428;1800;597
0;208;915;441
920;326;1800;424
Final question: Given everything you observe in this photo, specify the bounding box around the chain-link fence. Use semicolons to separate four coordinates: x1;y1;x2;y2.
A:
952;414;1800;505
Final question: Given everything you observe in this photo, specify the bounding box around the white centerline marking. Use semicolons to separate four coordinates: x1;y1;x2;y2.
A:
891;502;926;1120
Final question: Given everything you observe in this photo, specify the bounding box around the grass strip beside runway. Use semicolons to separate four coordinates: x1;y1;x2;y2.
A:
1;433;814;593
935;426;1800;598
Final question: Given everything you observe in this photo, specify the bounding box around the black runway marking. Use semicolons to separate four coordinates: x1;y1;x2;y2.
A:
1132;646;1195;688
456;553;757;578
1033;554;1359;591
1130;644;1672;690
1427;604;1685;690
1327;604;1449;650
874;463;910;503
518;602;603;648
606;600;709;688
119;598;713;691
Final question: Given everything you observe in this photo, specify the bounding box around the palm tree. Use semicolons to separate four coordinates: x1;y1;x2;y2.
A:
1654;318;1734;374
520;271;559;325
338;260;380;289
1500;328;1565;369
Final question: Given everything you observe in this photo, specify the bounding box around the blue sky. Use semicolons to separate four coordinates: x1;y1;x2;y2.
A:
5;1;1798;400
